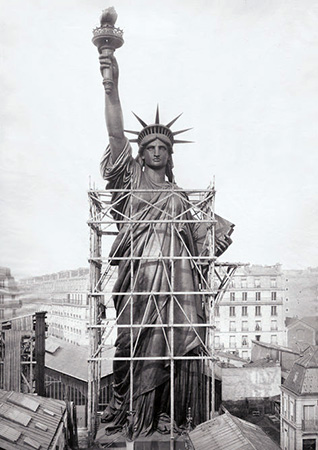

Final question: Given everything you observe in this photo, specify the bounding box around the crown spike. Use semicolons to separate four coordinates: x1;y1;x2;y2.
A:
166;113;183;128
173;139;194;144
132;111;148;128
155;105;160;124
172;127;193;136
124;129;139;135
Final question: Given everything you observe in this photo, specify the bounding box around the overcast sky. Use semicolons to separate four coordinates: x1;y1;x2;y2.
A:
1;0;318;279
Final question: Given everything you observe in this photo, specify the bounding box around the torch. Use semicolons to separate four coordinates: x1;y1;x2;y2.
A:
92;7;124;94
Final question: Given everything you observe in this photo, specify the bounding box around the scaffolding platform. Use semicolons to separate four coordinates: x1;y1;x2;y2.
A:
87;186;242;448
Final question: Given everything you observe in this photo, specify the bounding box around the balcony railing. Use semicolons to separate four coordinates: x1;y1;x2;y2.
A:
302;420;318;431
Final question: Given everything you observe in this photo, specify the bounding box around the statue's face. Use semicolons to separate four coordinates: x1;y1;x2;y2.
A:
142;139;170;170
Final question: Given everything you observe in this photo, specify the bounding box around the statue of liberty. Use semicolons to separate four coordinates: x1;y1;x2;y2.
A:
93;7;234;440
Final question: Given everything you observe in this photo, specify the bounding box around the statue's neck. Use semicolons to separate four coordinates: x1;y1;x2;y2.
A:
143;166;166;184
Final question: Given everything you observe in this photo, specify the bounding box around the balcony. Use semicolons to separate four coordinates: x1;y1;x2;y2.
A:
302;420;318;431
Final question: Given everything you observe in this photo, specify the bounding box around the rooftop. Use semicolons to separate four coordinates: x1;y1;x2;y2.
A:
189;411;280;450
251;339;300;355
0;389;66;450
286;316;318;331
45;336;114;381
283;345;318;395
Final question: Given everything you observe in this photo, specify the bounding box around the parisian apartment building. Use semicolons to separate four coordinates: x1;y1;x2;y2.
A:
19;267;117;346
0;267;22;321
214;264;285;360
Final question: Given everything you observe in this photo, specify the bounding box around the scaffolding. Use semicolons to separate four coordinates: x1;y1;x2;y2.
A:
0;312;46;395
87;184;240;447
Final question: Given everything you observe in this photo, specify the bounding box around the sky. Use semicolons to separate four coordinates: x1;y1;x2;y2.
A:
1;0;318;279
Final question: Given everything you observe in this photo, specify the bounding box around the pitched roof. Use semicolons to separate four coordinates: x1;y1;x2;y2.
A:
286;316;318;331
283;346;318;395
0;389;66;450
189;411;280;450
251;340;299;355
45;336;114;381
245;358;279;368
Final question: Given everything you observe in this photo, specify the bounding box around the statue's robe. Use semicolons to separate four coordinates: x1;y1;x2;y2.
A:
100;140;233;437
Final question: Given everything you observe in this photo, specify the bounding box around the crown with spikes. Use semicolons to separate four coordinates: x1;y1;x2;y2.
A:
124;106;193;150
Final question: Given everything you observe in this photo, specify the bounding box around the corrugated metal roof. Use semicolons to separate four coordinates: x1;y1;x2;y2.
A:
45;336;114;381
0;389;66;450
189;412;280;450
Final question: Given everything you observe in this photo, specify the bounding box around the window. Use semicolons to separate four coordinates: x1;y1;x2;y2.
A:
0;280;4;288
229;321;236;331
271;320;278;331
229;280;235;288
0;309;4;319
290;399;295;422
242;351;249;359
0;295;3;304
230;292;235;301
229;306;235;317
254;278;261;288
242;335;248;347
255;306;261;316
270;278;277;288
241;278;247;288
255;320;261;331
214;306;219;317
255;292;261;301
255;335;261;341
214;336;220;348
229;336;236;348
242;292;247;301
271;335;277;345
271;291;277;301
242;321;248;331
242;306;248;316
271;305;277;316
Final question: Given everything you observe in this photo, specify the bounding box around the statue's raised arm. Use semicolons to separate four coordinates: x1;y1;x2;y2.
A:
92;7;125;163
99;54;126;162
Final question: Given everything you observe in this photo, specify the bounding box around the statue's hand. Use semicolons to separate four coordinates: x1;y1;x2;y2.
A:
99;54;119;86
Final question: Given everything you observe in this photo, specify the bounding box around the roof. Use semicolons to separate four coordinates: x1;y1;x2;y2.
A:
189;411;280;450
0;389;66;450
245;358;280;368
45;336;114;381
286;316;318;331
216;351;247;362
283;346;318;395
251;340;299;355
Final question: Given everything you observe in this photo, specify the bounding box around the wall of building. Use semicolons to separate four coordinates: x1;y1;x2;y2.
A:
215;264;285;359
283;267;318;318
0;267;22;320
287;320;316;352
19;267;117;346
222;364;281;401
281;388;318;450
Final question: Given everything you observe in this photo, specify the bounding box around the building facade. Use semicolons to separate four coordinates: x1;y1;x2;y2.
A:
19;267;117;346
286;316;318;353
214;264;284;359
0;267;22;320
281;346;318;450
20;268;91;345
283;267;318;318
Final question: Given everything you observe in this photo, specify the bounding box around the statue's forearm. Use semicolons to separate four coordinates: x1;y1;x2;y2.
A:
105;88;126;162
